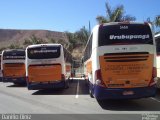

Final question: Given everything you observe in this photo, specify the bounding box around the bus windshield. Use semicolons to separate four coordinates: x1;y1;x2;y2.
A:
3;50;25;60
98;24;153;46
28;46;61;59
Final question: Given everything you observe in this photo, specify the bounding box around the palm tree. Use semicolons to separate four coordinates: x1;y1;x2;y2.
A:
74;26;89;45
96;2;136;24
65;26;89;52
8;43;22;49
155;15;160;28
154;16;160;34
146;16;160;33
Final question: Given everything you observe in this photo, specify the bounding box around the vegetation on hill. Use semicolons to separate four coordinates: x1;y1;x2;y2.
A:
0;27;89;59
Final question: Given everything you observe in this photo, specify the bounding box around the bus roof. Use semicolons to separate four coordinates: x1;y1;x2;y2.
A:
101;22;151;26
26;44;62;49
90;22;152;38
2;49;25;52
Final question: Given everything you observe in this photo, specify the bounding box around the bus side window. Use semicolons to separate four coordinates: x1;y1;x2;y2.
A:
84;34;93;61
89;34;93;58
156;37;160;55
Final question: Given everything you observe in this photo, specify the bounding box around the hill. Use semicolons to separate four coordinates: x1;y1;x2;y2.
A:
0;29;84;59
0;29;68;48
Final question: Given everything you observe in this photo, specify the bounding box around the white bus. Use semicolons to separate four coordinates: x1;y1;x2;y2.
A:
83;22;157;100
25;44;72;90
155;33;160;88
1;49;26;84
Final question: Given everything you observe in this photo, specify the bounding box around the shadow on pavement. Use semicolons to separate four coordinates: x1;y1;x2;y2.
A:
96;88;160;111
7;84;27;88
155;89;160;100
0;78;2;82
32;79;89;95
97;97;160;111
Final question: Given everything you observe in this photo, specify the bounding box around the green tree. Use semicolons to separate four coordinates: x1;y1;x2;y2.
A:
74;26;89;45
155;15;160;30
65;26;89;53
0;47;7;53
58;39;68;48
96;2;136;24
8;43;22;49
146;15;160;33
29;35;46;44
65;32;77;52
23;39;32;46
155;16;160;27
23;35;46;47
49;38;56;43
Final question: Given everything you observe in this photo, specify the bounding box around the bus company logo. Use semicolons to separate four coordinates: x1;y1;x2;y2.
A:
142;114;159;120
32;50;57;53
109;34;150;40
4;56;25;59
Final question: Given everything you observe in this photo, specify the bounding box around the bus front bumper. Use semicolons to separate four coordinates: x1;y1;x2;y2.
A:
27;80;65;90
94;85;157;100
3;77;26;84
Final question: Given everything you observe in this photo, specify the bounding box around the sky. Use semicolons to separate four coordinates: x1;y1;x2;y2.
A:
0;0;159;32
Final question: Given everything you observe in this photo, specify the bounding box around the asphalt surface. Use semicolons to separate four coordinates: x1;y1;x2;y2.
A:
0;78;160;120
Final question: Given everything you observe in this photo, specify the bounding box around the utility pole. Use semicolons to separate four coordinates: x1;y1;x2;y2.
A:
89;21;91;34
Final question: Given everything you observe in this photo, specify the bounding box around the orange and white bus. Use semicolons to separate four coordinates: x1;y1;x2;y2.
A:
1;49;26;84
83;22;157;99
155;33;160;88
64;48;73;79
25;44;72;90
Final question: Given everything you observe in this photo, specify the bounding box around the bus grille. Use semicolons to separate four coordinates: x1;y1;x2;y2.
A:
104;52;149;62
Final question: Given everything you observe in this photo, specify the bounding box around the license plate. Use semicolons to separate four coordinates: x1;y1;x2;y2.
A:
12;79;17;81
123;91;134;95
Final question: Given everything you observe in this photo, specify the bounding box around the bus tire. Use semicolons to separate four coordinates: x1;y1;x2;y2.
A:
64;80;69;89
156;79;160;88
85;79;89;86
89;88;94;98
13;82;26;86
